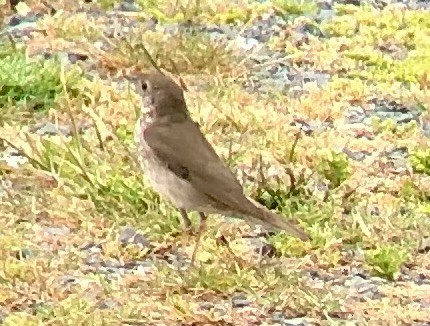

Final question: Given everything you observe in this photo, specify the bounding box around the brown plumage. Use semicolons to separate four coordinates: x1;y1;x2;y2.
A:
129;71;309;262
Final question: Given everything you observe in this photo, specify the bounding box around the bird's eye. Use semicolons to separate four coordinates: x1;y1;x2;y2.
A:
141;81;148;91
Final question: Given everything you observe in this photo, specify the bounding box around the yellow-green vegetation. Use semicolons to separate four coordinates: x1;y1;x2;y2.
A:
0;44;83;114
410;148;430;175
273;0;318;17
95;0;267;24
0;0;430;324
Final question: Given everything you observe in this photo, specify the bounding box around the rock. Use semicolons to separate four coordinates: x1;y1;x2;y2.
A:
58;275;77;286
241;12;287;43
235;35;260;52
385;147;408;160
418;237;430;253
119;227;150;247
271;311;285;323
414;273;427;286
370;99;421;124
30;122;72;136
341;0;362;5
102;258;122;268
316;9;335;22
291;119;314;135
84;254;102;266
41;225;70;237
241;237;277;258
283;318;311;326
342;147;370;161
134;260;155;276
419;116;430;137
80;242;102;252
5;13;39;27
0;147;28;168
345;274;382;300
197;302;215;311
99;299;120;309
345;106;367;124
287;70;331;88
15;248;36;259
67;52;89;64
116;0;139;12
232;293;250;308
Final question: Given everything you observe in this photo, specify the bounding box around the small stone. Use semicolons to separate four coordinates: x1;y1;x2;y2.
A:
235;36;260;51
317;0;333;10
420;118;430;137
242;237;277;258
15;248;35;259
119;227;136;243
345;106;367;124
291;119;314;135
418;237;430;253
6;13;39;27
7;15;25;26
58;275;77;286
283;318;310;326
67;53;89;64
385;147;408;160
309;270;320;279
80;242;102;252
414;273;427;286
119;227;150;247
342;0;362;5
342;147;369;161
30;122;72;136
103;259;121;268
198;302;215;311
99;299;120;309
133;233;150;247
116;0;139;11
134;260;155;275
0;147;28;168
232;293;250;308
271;311;284;323
371;99;421;124
41;226;70;236
84;254;102;266
345;275;381;300
288;71;330;88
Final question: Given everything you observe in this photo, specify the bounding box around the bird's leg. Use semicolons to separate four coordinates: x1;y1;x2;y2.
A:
190;212;207;267
179;208;193;234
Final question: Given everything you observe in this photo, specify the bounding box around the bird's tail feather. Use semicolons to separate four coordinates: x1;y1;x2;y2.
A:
242;198;310;241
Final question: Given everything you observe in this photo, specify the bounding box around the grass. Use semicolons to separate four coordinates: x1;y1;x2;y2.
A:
0;44;83;123
0;0;430;324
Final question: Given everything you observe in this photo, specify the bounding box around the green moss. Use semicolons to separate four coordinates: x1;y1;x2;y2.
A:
272;0;318;17
0;46;82;112
319;6;430;83
410;149;430;175
315;151;350;189
365;245;409;280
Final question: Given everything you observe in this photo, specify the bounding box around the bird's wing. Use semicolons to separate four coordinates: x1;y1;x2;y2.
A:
143;119;248;211
144;119;310;240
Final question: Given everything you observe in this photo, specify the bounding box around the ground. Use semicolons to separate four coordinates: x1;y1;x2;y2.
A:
0;0;430;325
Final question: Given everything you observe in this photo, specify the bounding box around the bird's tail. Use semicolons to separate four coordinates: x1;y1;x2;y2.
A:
241;197;310;241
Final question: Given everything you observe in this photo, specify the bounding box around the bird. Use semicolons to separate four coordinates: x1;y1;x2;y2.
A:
127;70;309;264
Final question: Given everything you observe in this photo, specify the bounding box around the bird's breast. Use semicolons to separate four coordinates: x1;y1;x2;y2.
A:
134;117;153;159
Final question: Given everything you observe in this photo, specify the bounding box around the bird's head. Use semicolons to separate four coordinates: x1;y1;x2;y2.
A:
126;71;189;120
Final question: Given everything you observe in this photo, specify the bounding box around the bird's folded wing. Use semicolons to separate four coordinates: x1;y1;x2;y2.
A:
143;120;248;211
